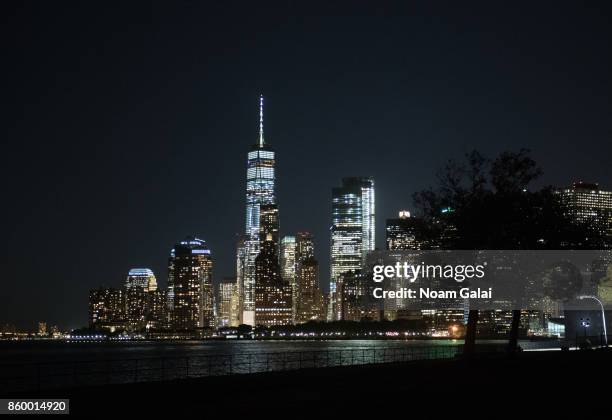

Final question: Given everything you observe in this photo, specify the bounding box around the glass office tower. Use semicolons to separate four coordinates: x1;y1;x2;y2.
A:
242;95;276;325
329;177;375;320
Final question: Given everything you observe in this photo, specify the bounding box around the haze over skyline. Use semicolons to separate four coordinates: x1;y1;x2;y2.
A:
3;1;612;329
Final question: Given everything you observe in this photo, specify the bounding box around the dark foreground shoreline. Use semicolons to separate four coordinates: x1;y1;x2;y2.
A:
9;349;612;416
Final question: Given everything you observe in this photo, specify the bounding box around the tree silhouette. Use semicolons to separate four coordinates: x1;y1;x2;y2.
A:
412;149;604;352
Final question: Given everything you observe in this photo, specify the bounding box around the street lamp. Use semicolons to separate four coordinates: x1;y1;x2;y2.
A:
578;295;608;347
580;318;590;337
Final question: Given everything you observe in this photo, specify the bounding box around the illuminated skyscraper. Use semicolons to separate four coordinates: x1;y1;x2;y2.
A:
558;181;612;247
217;281;233;328
124;269;159;331
88;288;126;331
329;177;375;320
280;236;296;282
242;95;276;326
280;236;297;321
255;233;292;327
293;232;325;323
339;271;366;322
218;278;240;328
235;235;246;324
384;211;424;320
169;236;214;331
295;256;325;323
386;210;421;250
230;281;241;327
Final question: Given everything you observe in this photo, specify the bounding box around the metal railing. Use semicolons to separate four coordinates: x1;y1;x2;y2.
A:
0;345;463;393
575;334;608;349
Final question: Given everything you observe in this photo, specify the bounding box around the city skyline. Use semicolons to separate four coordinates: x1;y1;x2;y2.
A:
15;105;612;332
4;90;612;331
4;2;612;329
80;101;612;333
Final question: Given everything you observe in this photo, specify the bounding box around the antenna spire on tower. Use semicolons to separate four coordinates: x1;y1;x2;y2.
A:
259;94;264;147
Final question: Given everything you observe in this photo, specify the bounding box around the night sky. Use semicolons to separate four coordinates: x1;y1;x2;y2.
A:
3;1;611;330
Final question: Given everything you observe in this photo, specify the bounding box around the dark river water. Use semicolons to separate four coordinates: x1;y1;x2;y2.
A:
0;339;562;392
0;338;560;364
